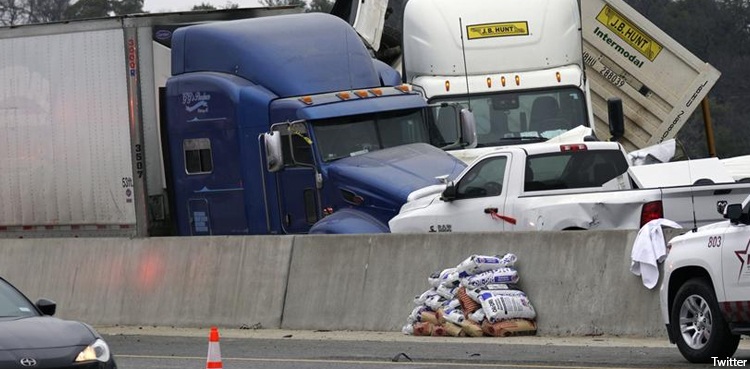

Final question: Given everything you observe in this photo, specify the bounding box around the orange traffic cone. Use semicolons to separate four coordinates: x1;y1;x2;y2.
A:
206;326;222;369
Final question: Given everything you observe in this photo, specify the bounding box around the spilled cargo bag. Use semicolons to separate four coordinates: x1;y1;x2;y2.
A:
480;294;536;322
456;253;518;275
481;319;537;337
463;268;519;289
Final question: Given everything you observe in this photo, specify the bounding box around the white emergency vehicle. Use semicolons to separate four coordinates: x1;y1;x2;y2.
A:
660;195;750;363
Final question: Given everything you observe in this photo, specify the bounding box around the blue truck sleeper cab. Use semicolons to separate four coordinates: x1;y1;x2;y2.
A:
165;12;466;235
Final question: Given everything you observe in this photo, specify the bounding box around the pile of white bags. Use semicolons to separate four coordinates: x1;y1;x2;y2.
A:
402;253;537;337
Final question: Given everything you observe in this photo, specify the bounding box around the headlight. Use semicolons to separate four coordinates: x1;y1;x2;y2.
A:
75;338;111;363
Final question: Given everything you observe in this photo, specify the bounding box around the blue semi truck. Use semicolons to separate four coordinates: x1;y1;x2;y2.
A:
164;12;469;235
0;9;470;238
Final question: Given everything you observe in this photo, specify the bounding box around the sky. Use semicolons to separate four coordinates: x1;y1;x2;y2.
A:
142;0;264;13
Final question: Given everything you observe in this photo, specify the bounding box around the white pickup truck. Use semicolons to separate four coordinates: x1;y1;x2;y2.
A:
388;141;750;233
659;195;750;363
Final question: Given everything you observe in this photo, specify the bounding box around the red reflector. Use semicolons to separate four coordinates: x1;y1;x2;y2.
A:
640;201;664;227
560;144;587;152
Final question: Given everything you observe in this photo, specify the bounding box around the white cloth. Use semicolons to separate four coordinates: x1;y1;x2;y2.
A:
630;218;682;289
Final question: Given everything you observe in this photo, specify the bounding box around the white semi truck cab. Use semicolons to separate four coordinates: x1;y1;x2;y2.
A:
402;0;596;153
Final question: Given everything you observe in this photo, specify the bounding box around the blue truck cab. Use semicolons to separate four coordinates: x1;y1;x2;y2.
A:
165;12;467;235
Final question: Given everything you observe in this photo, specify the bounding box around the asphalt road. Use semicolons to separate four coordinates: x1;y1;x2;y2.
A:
100;327;750;369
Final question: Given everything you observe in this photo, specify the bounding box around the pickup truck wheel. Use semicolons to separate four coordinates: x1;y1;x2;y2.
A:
670;278;740;363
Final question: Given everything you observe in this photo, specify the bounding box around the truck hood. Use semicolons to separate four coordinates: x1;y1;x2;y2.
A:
326;143;466;210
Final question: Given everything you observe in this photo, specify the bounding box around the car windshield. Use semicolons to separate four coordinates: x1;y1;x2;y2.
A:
312;108;431;162
431;87;588;147
0;278;38;318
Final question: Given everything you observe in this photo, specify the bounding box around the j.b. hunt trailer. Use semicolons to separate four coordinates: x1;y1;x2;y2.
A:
580;0;721;151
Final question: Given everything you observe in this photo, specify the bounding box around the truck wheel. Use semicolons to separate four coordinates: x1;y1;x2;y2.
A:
670;278;740;363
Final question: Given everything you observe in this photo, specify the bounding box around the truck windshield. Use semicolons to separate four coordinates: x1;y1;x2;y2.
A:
313;108;430;162
431;87;588;147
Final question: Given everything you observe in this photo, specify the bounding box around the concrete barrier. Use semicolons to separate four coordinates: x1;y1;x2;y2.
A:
0;229;685;337
0;236;293;329
282;230;667;337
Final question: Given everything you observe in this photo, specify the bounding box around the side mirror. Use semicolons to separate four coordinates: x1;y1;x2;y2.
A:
607;97;624;142
35;298;56;316
264;131;284;172
460;109;477;149
726;203;743;223
441;181;458;201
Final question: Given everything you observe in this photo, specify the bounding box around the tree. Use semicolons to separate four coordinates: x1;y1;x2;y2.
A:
257;0;333;13
26;0;69;23
308;0;332;12
259;0;306;10
63;0;143;20
192;2;216;10
0;0;27;25
193;1;238;10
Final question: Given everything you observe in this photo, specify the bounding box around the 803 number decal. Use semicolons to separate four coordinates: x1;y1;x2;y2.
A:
707;236;722;248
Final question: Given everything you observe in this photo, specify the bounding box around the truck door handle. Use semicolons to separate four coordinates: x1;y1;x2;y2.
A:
484;207;517;225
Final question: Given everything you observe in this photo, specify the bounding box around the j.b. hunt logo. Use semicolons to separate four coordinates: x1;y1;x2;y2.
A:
592;5;665;69
466;21;529;40
182;92;211;113
595;5;663;62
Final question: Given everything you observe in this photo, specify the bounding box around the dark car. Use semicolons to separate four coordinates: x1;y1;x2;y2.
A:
0;276;116;368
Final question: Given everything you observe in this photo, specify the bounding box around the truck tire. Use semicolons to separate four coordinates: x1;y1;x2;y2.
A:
670;278;740;363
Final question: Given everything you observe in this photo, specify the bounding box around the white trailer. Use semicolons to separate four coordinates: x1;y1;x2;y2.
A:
0;8;298;238
581;0;721;151
0;18;135;237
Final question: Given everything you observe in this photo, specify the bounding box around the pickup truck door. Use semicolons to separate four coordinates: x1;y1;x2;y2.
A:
427;154;512;232
721;222;750;319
